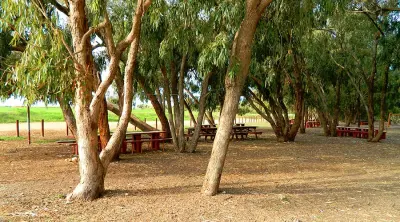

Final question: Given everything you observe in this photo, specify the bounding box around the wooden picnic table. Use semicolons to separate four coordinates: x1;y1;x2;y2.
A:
124;131;167;153
186;125;262;141
306;121;320;128
187;127;217;141
58;131;168;154
336;126;386;139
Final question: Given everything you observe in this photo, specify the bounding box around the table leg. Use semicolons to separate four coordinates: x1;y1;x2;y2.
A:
151;133;160;150
134;135;142;153
121;140;127;154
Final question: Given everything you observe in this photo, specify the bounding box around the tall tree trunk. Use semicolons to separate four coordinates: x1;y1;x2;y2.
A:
67;0;151;201
371;64;389;142
206;111;215;125
318;111;331;136
58;97;77;138
202;0;272;196
287;52;304;141
367;35;379;140
187;72;212;153
162;66;179;150
178;54;187;152
184;99;197;126
170;62;180;133
66;0;104;201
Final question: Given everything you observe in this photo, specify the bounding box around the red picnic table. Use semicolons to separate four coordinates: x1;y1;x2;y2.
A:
336;126;386;139
122;131;167;153
306;120;320;128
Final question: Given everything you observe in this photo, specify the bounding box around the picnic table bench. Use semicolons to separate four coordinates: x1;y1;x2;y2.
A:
57;131;172;155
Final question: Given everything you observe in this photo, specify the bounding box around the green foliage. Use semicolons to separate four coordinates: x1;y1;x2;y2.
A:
0;0;75;105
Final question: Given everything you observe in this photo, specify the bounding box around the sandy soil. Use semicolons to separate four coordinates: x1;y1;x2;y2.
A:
0;127;399;221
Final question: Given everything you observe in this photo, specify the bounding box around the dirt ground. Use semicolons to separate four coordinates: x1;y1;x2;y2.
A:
0;126;399;222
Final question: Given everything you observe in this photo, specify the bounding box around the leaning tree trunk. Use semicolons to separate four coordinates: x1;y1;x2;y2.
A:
187;72;212;153
184;99;197;126
58;96;77;138
136;74;171;138
106;102;157;131
202;0;272;196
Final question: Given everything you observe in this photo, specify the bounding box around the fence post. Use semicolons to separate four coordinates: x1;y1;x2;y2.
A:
27;105;31;145
156;118;158;129
66;123;69;136
144;118;146;123
41;119;44;137
16;120;20;137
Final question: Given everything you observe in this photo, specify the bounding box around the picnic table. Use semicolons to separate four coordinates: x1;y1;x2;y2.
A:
336;126;386;139
58;131;170;155
232;126;262;139
306;121;320;128
187;127;218;141
123;131;168;153
186;125;262;141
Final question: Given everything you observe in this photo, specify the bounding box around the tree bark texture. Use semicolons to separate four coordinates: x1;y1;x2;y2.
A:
67;0;151;201
202;0;272;196
67;0;105;201
58;97;77;138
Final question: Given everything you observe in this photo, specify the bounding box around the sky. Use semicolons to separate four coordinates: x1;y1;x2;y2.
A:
0;97;56;107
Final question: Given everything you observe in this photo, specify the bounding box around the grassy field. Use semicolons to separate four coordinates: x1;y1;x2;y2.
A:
0;106;217;123
0;106;158;123
0;106;264;124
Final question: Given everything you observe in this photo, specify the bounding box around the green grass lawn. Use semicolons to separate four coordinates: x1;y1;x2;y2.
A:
0;106;201;123
0;106;265;124
0;136;25;141
0;106;161;123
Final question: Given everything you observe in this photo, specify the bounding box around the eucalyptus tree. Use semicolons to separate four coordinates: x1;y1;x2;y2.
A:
2;0;152;200
243;0;320;142
202;0;273;196
301;30;344;136
0;1;80;136
329;0;400;141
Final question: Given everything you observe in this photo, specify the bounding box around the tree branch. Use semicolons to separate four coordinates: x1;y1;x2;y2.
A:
49;0;69;16
258;0;273;13
80;20;108;50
